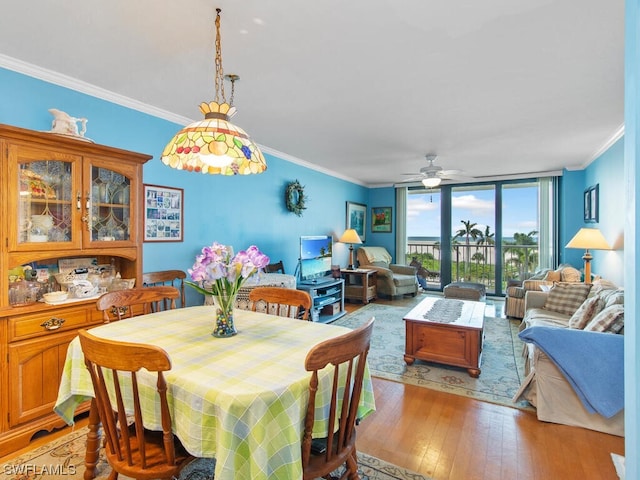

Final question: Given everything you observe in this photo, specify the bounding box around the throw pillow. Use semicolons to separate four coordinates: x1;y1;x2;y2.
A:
528;268;551;280
601;289;624;308
560;266;581;283
584;304;624;333
543;270;561;282
544;282;592;316
591;279;618;295
568;296;605;329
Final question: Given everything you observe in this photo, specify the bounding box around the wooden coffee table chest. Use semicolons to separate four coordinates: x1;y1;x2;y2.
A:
403;296;485;377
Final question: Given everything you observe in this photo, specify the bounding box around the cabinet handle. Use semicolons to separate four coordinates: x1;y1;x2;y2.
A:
41;317;66;330
82;192;92;230
76;192;82;210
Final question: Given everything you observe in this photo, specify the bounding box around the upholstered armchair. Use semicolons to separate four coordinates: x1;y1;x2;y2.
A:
356;246;418;299
504;264;583;319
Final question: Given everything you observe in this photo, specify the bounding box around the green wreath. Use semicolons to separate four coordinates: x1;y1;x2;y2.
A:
285;180;307;216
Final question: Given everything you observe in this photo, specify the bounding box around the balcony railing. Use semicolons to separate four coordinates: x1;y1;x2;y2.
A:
406;240;539;293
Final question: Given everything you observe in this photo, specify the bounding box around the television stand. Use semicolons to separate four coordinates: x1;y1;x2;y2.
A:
297;278;345;323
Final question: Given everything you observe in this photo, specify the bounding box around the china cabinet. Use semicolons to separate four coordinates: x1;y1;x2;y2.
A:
0;124;151;456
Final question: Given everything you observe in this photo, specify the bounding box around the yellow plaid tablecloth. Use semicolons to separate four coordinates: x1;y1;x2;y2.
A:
54;306;375;480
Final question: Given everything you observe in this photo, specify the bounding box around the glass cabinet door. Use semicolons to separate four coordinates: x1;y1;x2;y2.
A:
12;146;82;251
84;159;137;247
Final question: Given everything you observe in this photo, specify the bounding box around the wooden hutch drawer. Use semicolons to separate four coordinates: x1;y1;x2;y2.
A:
8;305;102;342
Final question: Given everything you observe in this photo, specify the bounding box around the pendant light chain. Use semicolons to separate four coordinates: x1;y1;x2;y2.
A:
214;8;226;104
160;7;267;175
229;76;236;106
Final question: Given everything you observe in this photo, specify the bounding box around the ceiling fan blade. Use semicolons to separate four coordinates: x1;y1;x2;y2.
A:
440;174;475;181
400;175;425;182
438;169;464;177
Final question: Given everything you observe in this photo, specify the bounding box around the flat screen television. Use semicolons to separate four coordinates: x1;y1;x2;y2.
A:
299;235;333;283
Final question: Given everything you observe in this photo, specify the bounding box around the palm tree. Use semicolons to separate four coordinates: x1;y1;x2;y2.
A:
477;226;495;246
477;225;495;272
504;230;539;278
453;220;482;279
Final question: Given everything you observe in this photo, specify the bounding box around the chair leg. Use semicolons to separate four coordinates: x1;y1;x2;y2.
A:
346;449;360;480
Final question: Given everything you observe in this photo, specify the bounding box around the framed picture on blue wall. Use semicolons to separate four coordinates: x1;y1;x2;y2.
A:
144;184;184;241
371;206;392;233
584;184;598;223
346;201;366;242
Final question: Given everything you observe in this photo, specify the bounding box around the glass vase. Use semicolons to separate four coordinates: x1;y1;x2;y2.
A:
211;293;238;338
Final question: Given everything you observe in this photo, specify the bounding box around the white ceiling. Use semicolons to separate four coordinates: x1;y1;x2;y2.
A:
0;0;624;186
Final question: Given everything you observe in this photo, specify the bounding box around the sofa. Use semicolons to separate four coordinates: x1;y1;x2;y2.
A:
513;280;624;436
356;246;418;299
504;264;583;319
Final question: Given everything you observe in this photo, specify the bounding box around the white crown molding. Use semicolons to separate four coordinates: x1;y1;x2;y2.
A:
258;145;366;186
587;123;625;166
0;54;365;186
0;53;621;187
0;54;193;126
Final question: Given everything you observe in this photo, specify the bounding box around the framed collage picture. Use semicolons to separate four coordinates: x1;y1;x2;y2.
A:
144;184;184;242
371;206;392;233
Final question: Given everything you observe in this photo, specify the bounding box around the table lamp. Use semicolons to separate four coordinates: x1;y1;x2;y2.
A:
565;227;611;283
339;229;363;270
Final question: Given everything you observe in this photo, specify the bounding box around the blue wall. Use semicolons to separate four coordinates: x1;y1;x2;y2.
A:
367;187;396;257
624;0;639;474
0;67;367;305
561;139;625;285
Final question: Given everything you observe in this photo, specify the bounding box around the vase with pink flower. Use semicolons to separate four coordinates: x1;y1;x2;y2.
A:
186;242;270;337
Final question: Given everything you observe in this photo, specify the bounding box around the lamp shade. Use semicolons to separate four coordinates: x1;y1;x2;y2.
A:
339;229;363;244
422;177;441;188
565;228;611;250
161;102;267;175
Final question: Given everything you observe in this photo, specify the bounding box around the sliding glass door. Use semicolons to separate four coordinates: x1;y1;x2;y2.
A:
404;178;553;295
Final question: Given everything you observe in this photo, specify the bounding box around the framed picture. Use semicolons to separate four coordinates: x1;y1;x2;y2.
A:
346;201;367;242
144;184;184;242
584;184;599;223
371;206;392;233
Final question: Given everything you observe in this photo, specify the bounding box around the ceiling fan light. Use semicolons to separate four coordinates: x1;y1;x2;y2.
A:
422;177;441;188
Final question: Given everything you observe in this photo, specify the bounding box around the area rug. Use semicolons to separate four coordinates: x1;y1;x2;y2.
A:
0;427;431;480
334;301;532;410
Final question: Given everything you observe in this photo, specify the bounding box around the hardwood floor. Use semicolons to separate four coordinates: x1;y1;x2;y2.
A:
349;293;625;480
1;294;625;479
358;377;623;480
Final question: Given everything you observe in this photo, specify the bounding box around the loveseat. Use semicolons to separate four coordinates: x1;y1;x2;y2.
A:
513;280;624;436
356;246;418;299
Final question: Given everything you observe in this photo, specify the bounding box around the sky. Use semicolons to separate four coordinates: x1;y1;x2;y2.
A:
406;184;539;239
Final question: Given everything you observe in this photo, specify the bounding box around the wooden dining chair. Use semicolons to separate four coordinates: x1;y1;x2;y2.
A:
78;329;194;480
96;286;180;322
249;286;312;320
264;260;285;274
142;270;187;307
301;317;375;480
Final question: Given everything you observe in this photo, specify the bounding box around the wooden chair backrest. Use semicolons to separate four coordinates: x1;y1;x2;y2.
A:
78;329;192;479
249;286;312;320
95;286;179;322
301;317;375;479
142;270;187;308
264;261;285;274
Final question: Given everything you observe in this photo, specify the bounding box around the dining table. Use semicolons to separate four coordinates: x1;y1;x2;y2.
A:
54;305;375;480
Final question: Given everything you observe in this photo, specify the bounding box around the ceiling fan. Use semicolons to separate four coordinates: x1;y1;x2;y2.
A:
402;154;470;187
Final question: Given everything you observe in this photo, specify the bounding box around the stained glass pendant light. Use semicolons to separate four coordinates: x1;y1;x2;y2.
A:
161;8;267;175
